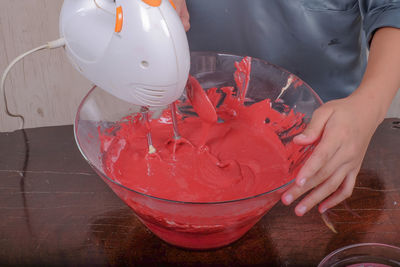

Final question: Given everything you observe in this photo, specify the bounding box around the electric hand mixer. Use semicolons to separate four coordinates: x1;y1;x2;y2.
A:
61;0;190;153
1;0;190;153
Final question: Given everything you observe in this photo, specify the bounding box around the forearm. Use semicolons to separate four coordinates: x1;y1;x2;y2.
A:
351;27;400;121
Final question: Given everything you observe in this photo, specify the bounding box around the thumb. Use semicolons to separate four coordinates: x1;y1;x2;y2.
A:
294;106;333;145
180;3;190;31
172;0;190;31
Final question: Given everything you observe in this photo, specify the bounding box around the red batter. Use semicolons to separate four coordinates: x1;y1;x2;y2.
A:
99;57;309;203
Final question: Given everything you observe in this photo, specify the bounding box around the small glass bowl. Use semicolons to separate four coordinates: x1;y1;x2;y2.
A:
318;243;400;267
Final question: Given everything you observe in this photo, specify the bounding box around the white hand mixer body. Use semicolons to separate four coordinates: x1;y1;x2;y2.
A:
60;0;190;153
59;0;190;107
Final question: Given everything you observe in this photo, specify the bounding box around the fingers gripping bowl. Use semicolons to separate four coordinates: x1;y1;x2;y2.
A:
74;52;322;249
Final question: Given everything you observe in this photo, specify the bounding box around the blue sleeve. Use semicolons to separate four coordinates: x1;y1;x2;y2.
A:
360;0;400;45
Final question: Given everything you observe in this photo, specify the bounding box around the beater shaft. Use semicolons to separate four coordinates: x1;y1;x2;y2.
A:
170;102;181;140
141;107;156;154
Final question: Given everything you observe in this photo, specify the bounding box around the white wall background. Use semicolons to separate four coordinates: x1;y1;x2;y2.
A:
0;0;399;132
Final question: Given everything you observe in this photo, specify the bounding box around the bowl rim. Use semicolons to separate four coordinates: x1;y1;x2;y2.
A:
74;51;323;205
190;51;323;105
317;242;400;267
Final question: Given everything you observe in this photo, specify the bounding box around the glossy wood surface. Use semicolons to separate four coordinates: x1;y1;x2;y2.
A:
0;119;399;266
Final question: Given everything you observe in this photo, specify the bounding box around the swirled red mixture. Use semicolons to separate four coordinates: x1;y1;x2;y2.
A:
99;57;308;202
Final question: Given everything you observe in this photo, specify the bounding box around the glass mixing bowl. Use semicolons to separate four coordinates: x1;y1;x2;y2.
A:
318;243;400;267
74;52;322;249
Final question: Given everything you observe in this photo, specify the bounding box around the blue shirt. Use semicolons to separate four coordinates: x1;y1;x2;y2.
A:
186;0;400;102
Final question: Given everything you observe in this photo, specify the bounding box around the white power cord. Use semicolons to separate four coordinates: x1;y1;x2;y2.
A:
1;37;66;130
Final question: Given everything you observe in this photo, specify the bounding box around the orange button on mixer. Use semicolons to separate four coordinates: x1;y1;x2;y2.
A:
169;0;176;9
115;6;123;33
141;0;161;7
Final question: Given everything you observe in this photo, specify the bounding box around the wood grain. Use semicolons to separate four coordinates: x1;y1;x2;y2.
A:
0;0;399;133
0;0;91;132
0;119;399;266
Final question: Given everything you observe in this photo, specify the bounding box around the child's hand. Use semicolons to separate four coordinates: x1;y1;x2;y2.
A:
281;93;383;216
173;0;190;31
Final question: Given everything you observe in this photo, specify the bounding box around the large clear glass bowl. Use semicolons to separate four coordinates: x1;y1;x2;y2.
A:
74;52;322;249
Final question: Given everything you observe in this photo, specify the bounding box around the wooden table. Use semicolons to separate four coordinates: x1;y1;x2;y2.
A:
1;119;399;266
